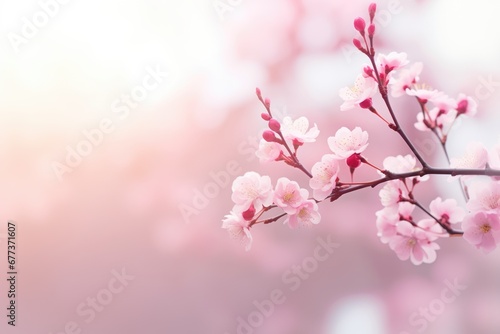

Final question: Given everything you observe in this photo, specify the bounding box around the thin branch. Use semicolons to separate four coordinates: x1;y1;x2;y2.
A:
328;167;500;201
366;54;429;168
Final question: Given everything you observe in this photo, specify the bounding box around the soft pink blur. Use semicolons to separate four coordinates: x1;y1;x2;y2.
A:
1;0;500;333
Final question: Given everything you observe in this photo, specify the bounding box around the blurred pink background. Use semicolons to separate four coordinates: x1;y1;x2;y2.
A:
1;0;500;333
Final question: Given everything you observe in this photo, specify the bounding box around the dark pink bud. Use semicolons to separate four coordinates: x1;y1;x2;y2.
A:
363;66;373;78
353;38;364;51
263;130;279;143
354;17;366;34
256;87;262;99
368;24;375;37
369;3;377;21
261;112;271;121
380;71;387;81
457;99;468;114
359;98;372;109
268;118;281;132
264;98;271;108
346;154;362;169
242;205;256;221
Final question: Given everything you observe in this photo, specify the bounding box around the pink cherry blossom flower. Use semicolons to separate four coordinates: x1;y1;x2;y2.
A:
222;211;253;251
381;154;431;188
376;206;399;244
456;93;477;117
450;142;488;170
389;221;440;265
376;52;409;73
414;108;439;132
255;139;282;163
390;62;423;97
231;172;273;213
382;155;428;183
281;116;319;143
462;211;500;253
398;201;415;220
273;177;309;214
285;199;321;228
383;154;417;173
414;107;457;134
309;154;340;200
339;75;378;111
417;218;446;238
406;87;445;104
379;180;403;207
328;127;369;159
467;181;500;213
429;197;466;224
429;94;457;111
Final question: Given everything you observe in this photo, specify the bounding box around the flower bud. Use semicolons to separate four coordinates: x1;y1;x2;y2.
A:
369;3;377;21
346;153;362;169
359;98;373;109
263;130;279;143
261;113;271;121
354;17;366;34
268;118;281;132
353;38;364;51
264;98;271;108
363;66;373;78
457;99;468;114
242;205;256;221
368;24;375;37
256;87;262;99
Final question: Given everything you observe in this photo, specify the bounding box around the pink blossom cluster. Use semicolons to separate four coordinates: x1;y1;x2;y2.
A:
222;171;321;251
376;156;466;265
461;180;500;253
222;3;500;264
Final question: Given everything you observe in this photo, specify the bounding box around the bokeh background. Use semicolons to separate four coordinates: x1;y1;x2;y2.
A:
1;0;500;333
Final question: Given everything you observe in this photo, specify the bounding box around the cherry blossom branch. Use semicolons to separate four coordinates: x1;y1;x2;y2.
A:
256;90;313;178
353;21;429;168
249;212;287;227
367;56;429;169
329;167;500;201
223;3;500;263
401;197;463;236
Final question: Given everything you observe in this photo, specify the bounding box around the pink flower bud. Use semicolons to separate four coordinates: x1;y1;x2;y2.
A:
268;118;281;132
359;98;373;109
346;153;362;169
263;130;278;143
256;87;262;99
353;38;364;51
457;99;468;114
354;17;366;34
261;113;271;121
264;98;271;108
363;66;373;78
242;205;256;221
369;3;377;21
368;24;375;37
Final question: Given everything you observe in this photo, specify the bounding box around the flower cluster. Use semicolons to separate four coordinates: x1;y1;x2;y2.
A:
222;3;500;264
222;171;321;250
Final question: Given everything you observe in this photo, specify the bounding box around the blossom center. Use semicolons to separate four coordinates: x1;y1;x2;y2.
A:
349;85;361;95
407;238;417;247
321;169;333;182
480;224;491;234
298;208;308;219
283;191;295;203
